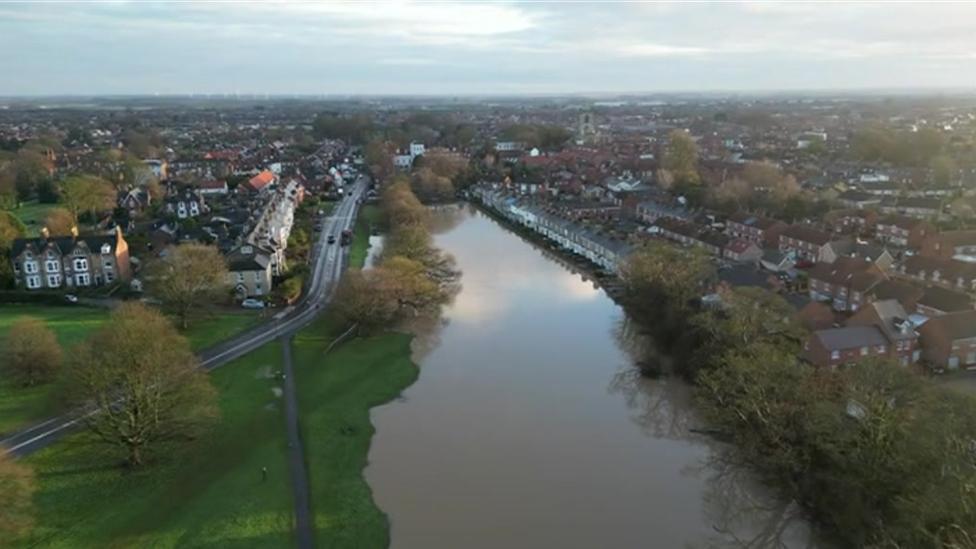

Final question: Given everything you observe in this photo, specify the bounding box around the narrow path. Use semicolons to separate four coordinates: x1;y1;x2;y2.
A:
281;335;314;548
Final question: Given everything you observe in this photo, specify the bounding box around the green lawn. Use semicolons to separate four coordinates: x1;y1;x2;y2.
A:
0;305;259;435
292;315;418;548
8;201;58;236
16;342;292;548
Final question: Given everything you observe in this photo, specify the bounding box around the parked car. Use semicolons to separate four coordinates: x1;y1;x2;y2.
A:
65;294;79;303
241;298;266;309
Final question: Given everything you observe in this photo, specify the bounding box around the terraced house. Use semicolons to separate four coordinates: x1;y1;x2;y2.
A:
9;227;131;290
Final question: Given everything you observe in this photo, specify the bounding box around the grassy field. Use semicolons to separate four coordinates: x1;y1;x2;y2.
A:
0;306;259;435
16;342;293;548
292;314;418;548
8;201;58;236
349;205;382;268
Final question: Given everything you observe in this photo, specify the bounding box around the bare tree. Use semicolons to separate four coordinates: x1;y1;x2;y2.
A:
66;303;219;467
148;243;229;330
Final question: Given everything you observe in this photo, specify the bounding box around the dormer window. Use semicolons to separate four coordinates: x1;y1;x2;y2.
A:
101;243;111;255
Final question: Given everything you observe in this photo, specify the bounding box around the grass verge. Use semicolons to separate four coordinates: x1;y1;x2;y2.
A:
8;201;58;236
292;314;418;548
15;342;293;548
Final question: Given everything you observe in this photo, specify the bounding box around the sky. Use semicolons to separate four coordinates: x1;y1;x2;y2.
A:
2;1;976;96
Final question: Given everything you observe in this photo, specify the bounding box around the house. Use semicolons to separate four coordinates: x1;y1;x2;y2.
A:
636;200;690;225
918;310;976;370
898;255;976;292
869;279;924;312
119;187;152;217
804;325;891;368
725;212;788;247
875;216;935;249
723;238;763;263
824;209;877;235
837;190;882;209
196;179;229;196
226;244;273;298
916;286;974;317
242;170;277;193
826;240;895;271
880;197;943;219
779;224;834;262
796;301;837;331
760;249;796;273
164;189;206;219
846;299;920;366
9;227;131;290
920;230;976;261
807;257;886;312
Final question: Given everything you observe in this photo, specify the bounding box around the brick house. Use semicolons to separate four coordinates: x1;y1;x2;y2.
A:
846;299;920;366
723;238;763;263
874;215;934;249
915;286;974;317
918;310;976;370
9;228;131;290
779;224;833;262
725;212;788;247
804;325;891;368
807;257;886;312
898;255;976;293
920;230;976;260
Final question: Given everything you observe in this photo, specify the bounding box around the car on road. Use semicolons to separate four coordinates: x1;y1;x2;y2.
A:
327;235;336;244
241;298;266;309
65;294;78;303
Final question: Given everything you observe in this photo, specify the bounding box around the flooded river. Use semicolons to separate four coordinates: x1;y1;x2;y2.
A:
366;205;817;549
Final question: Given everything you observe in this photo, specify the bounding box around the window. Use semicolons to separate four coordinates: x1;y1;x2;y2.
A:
73;258;88;271
47;274;61;287
860;346;869;356
13;262;20;273
26;276;41;289
24;261;38;274
875;344;887;354
105;272;114;283
75;273;90;286
101;243;111;255
103;261;113;271
253;272;262;282
236;273;245;283
830;350;840;361
45;260;60;272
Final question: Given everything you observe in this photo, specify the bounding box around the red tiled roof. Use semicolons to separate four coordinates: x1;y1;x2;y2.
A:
247;170;275;191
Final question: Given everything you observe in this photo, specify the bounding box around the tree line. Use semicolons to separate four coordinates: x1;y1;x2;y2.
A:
333;178;459;335
618;242;976;548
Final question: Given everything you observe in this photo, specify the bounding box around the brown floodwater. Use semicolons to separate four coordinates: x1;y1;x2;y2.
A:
365;205;819;549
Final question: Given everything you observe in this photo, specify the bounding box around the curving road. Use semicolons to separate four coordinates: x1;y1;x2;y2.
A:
1;176;369;457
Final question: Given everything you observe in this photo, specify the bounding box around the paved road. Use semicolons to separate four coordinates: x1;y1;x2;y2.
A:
1;177;369;457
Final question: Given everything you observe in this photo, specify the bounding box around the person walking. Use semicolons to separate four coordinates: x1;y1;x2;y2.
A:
261;466;268;482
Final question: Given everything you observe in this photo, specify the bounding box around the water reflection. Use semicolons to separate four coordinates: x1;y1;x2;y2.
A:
366;207;818;549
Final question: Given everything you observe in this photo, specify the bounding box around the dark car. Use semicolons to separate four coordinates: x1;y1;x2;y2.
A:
327;235;336;244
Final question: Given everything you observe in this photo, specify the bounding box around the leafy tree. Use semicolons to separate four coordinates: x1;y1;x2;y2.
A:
43;207;75;237
4;317;62;387
0;451;35;539
333;269;399;334
66;303;218;467
60;175;115;221
716;161;800;213
0;211;26;250
13;149;52;200
148;244;229;330
662;130;700;186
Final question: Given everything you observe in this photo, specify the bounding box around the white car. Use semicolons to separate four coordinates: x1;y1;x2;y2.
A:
65;294;79;303
241;298;266;309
